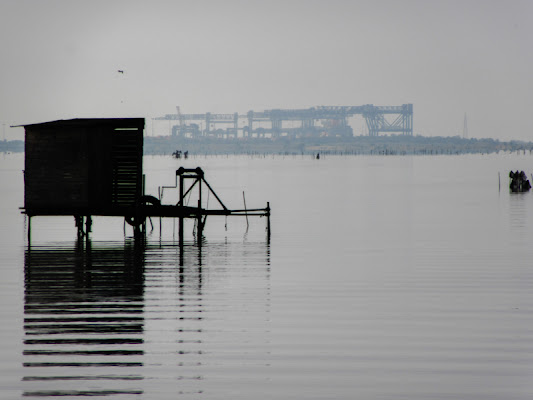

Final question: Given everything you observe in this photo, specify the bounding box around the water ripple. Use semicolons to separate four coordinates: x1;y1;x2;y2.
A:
22;237;271;398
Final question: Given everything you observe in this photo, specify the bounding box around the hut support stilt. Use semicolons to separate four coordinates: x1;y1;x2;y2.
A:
27;216;32;244
75;215;92;240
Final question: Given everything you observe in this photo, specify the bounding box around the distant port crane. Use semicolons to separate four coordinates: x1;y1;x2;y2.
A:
154;104;413;138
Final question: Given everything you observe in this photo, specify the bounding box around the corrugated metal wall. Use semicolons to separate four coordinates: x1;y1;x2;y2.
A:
25;127;90;211
24;119;143;216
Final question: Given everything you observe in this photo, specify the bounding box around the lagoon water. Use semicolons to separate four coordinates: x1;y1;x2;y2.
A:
1;152;533;399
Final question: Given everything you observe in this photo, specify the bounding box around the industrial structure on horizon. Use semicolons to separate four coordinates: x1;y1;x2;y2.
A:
154;104;413;138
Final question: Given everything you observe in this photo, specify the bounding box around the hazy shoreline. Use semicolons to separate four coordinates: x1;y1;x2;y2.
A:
3;135;533;156
142;135;533;156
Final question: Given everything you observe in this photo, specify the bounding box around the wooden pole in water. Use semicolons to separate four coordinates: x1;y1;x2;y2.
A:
498;172;501;192
158;186;162;238
27;215;31;244
75;215;84;239
266;202;271;239
243;191;249;228
85;215;92;242
197;199;203;245
198;177;203;239
179;172;184;247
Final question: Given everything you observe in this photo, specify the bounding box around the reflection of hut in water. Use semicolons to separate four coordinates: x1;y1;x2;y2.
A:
24;241;145;303
20;118;144;235
23;240;145;397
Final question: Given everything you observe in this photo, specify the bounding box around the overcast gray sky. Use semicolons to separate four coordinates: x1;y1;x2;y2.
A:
1;0;532;141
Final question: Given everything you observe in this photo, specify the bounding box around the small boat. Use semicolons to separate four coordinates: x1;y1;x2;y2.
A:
509;170;531;192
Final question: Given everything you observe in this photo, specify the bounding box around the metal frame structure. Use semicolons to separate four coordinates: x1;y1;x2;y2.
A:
157;167;270;246
155;104;413;137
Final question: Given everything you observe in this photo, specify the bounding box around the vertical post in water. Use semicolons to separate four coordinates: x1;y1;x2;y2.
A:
158;186;162;239
266;202;271;240
198;174;202;210
27;215;32;244
85;215;92;243
198;175;202;237
179;171;184;247
178;217;184;247
243;191;249;228
75;215;84;239
197;199;203;247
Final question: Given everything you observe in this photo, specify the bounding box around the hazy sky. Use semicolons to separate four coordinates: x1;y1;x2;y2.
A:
1;0;532;141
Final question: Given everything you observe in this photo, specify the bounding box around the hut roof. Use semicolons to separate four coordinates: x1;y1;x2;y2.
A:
15;118;144;129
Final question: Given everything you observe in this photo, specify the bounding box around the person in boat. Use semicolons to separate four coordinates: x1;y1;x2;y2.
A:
509;170;531;192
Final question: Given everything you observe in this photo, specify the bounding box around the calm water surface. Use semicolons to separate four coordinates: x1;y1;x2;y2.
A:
1;153;533;399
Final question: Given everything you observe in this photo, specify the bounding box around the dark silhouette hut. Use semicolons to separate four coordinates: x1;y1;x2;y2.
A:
21;118;144;221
